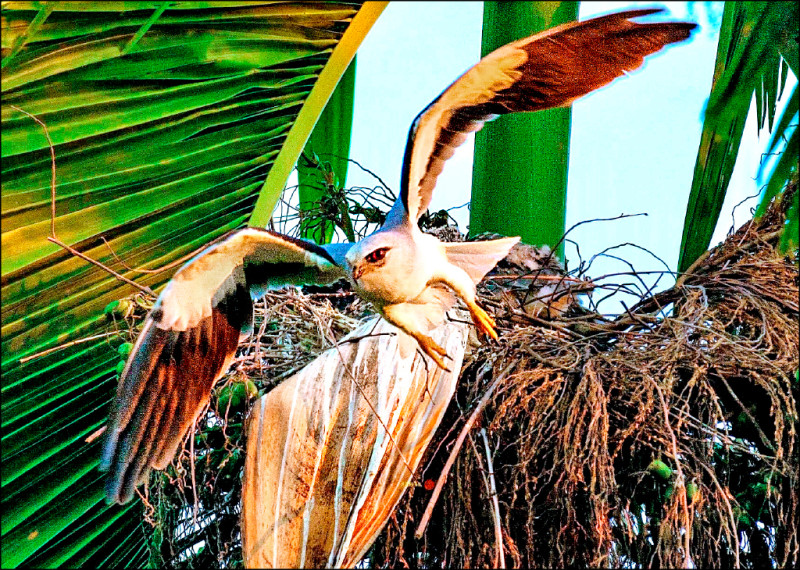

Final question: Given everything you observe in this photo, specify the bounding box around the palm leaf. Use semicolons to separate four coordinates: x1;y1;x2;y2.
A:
678;2;798;273
470;1;578;258
1;2;383;567
755;64;798;253
248;3;386;228
297;57;357;243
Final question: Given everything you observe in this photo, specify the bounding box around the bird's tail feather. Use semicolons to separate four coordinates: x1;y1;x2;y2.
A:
443;237;520;284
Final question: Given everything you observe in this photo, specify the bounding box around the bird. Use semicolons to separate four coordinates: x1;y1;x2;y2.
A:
100;8;697;504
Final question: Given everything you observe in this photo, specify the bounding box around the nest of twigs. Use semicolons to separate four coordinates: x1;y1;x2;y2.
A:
120;179;797;568
372;182;799;569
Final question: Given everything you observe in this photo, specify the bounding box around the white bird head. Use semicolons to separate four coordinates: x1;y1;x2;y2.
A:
345;231;421;303
346;232;398;280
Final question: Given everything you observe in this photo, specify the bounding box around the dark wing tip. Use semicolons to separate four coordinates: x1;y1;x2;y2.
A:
249;227;339;266
101;295;247;504
667;24;698;47
613;7;665;19
397;7;699;224
610;8;699;42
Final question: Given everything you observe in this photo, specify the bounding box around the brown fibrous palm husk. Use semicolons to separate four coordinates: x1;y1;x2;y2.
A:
137;182;797;568
372;183;798;569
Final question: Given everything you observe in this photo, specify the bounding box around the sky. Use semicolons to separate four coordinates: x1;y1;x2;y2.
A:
310;2;795;314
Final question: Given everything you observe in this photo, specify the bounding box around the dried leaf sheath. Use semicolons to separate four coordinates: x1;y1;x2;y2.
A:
241;316;468;568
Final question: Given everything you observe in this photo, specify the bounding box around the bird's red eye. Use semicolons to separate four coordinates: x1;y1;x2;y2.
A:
366;247;389;263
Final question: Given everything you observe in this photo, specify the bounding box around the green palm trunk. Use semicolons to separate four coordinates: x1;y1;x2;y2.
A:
470;1;579;258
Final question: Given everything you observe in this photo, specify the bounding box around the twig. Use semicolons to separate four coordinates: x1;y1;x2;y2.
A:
325;154;396;196
676;229;783;288
10;104;155;296
620;300;653;330
649;376;693;569
697;460;741;567
100;236;199;275
676;249;712;288
729;188;763;236
480;427;506;569
486;274;585;283
415;361;515;539
334;323;394;347
48;236;154;295
512;311;582;339
585;242;676;282
535;212;649;276
85;425;108;444
522;346;577;372
190;419;199;528
10;104;57;237
20;331;120;363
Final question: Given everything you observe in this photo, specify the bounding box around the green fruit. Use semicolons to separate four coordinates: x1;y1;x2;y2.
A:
117;342;134;357
244;379;258;399
752;482;768;499
216;385;237;411
103;300;120;315
648;459;673;480
216;378;258;411
104;299;133;319
116;361;127;376
735;503;753;525
686;482;699;501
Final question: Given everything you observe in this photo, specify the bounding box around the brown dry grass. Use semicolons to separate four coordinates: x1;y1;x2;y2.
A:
373;184;798;569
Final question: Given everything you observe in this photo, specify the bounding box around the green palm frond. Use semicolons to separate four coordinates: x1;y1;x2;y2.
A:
1;2;383;567
678;2;798;273
470;1;578;257
297;57;356;243
248;3;386;228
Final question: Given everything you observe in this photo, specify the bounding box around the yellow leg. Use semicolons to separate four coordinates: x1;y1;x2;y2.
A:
467;301;498;341
411;332;451;372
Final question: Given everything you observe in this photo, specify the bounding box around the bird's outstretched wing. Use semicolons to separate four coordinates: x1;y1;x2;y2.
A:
398;8;697;223
101;228;347;504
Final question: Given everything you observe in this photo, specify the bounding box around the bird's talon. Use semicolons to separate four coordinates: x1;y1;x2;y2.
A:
415;334;451;371
468;301;499;341
427;352;450;372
